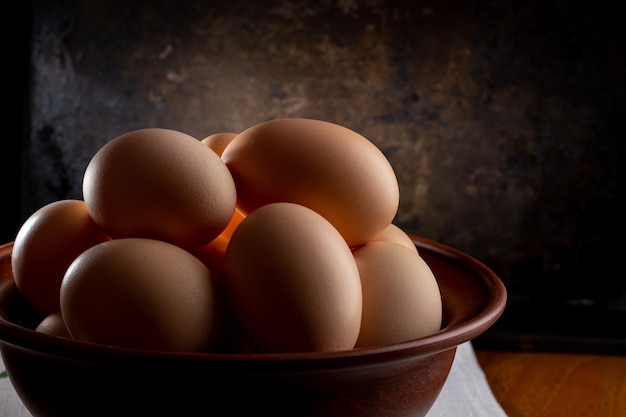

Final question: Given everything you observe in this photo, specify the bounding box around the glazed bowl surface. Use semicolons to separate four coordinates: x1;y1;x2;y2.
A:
0;236;506;417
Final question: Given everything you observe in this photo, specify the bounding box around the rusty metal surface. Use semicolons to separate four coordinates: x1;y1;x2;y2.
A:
13;0;625;344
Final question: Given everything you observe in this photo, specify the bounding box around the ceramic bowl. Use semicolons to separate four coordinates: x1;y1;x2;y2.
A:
0;236;506;417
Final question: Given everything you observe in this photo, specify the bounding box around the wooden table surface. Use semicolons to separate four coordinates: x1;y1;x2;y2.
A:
474;349;626;417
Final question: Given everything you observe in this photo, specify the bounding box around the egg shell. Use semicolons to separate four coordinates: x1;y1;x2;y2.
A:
353;241;442;348
201;132;238;157
221;118;399;248
369;223;419;254
82;128;237;251
223;202;362;353
193;208;245;288
35;312;71;339
11;199;110;315
193;235;229;290
60;238;224;352
218;207;245;241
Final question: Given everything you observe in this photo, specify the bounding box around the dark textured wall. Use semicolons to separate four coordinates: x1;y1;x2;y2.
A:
6;0;625;347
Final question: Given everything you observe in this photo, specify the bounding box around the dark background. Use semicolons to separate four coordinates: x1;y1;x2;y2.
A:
3;0;625;353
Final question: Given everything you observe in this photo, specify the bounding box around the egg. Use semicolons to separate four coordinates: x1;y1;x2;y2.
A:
201;132;238;157
193;208;244;288
213;207;245;242
193;235;229;285
352;241;442;348
35;312;71;339
221;118;399;248
223;202;362;353
60;238;224;352
82;128;237;251
369;223;419;253
11;199;110;315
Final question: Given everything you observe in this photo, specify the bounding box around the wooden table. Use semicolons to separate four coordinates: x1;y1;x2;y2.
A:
475;349;626;417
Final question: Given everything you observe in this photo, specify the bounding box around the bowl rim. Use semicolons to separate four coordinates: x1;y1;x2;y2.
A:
0;235;506;367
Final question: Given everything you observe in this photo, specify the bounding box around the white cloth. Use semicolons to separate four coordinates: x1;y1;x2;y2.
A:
0;341;507;416
428;341;508;416
0;367;31;417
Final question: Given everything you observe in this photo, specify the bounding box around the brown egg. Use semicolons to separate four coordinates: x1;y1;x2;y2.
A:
221;118;399;248
11;199;110;315
193;235;229;290
369;223;419;254
217;207;245;241
353;241;442;348
35;312;71;339
193;208;245;289
82;128;237;251
60;238;224;352
201;132;238;157
223;202;362;353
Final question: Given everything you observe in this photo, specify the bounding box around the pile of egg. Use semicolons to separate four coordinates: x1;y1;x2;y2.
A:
10;118;442;354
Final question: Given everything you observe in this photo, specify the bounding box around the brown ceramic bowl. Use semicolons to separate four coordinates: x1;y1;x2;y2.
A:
0;236;506;417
